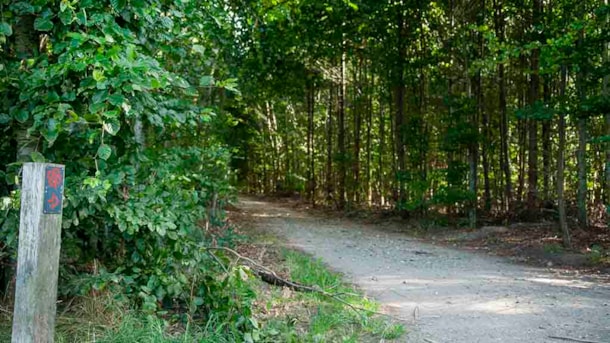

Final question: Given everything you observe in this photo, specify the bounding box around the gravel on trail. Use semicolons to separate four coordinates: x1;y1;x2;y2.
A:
238;197;610;343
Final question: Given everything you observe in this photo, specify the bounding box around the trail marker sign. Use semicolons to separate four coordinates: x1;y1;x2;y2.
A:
12;163;65;343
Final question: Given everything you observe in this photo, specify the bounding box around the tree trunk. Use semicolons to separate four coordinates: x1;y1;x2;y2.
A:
353;56;363;205
604;0;610;224
338;49;347;209
517;54;528;205
379;98;386;206
326;85;334;203
494;0;512;211
542;80;552;202
527;0;542;212
306;77;315;204
366;67;374;206
395;5;407;213
576;28;588;228
557;66;572;248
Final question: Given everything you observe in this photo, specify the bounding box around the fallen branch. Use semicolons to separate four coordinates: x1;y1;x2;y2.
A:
255;270;318;293
548;335;605;343
206;246;408;322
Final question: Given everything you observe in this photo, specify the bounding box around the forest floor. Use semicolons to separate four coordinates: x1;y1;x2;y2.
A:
234;196;610;343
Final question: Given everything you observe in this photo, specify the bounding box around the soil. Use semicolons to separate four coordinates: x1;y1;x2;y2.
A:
235;196;610;343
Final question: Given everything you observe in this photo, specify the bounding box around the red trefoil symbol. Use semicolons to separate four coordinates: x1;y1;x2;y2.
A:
46;167;62;189
47;192;60;210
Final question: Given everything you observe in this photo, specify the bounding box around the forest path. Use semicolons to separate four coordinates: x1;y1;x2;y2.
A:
237;197;610;343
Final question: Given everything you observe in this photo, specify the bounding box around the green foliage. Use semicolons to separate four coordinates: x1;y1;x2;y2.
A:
543;243;565;254
0;0;259;339
587;244;609;264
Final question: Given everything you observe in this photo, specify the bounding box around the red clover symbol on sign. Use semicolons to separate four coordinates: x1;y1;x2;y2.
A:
46;168;62;189
44;166;64;214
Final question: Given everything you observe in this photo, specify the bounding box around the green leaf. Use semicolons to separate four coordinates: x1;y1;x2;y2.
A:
193;297;204;306
41;118;59;144
97;144;112;160
0;113;10;124
0;22;12;36
192;44;205;55
29;152;45;162
59;9;74;25
108;93;125;106
92;70;105;82
34;18;54;32
15;109;28;123
92;90;108;104
103;119;121;135
111;0;126;11
199;76;215;87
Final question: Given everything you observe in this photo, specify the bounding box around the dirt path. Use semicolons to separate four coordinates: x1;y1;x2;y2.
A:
238;197;610;343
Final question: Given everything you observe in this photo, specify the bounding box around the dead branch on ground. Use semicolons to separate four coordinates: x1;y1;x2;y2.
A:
206;246;407;322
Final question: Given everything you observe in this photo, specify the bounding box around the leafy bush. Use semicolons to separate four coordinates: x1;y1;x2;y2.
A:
0;0;259;339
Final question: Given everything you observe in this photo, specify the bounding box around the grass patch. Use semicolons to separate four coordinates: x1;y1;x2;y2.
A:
543;243;564;254
252;249;405;342
0;293;238;343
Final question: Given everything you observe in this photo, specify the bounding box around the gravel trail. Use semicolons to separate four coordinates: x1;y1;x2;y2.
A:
238;197;610;343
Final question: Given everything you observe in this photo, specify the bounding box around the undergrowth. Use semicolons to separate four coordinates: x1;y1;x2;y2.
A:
1;248;404;342
253;249;405;342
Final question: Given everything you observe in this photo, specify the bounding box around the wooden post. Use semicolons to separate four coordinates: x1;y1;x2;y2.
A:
12;163;65;343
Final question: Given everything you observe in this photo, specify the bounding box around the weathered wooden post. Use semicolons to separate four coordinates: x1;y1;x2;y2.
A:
12;163;65;343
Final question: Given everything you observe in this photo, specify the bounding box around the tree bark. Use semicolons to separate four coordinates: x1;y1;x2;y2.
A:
576;28;588;228
494;0;512;211
366;66;374;206
394;4;407;212
557;66;572;248
306;76;315;204
602;0;610;226
326;85;334;203
542;80;552;202
338;49;347;209
352;56;363;204
527;0;542;212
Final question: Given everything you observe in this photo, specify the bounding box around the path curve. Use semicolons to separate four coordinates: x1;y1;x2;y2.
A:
238;197;610;343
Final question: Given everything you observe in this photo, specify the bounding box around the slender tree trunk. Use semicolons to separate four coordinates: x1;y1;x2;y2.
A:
338;49;347;209
557;66;571;248
541;81;551;203
395;5;407;212
495;0;512;211
353;56;363;205
379;97;386;206
468;69;478;228
576;28;588;228
481;88;491;213
527;0;542;212
306;78;315;204
326;86;334;203
517;54;527;205
366;67;374;206
602;0;610;222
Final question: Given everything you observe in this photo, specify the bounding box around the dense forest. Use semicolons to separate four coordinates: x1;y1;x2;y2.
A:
229;0;610;247
0;0;608;340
